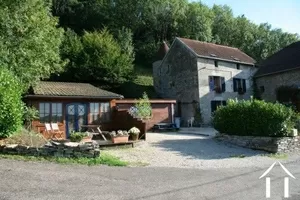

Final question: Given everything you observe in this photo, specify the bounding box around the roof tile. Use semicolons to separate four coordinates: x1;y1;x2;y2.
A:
178;37;255;65
32;81;123;98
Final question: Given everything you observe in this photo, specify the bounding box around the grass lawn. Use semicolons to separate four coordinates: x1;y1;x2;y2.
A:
0;152;128;167
112;66;157;98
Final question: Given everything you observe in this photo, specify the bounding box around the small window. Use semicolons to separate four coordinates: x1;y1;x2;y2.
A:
90;103;100;123
214;60;218;67
211;101;227;113
209;76;225;92
233;78;246;93
39;103;50;123
169;81;175;87
260;86;265;93
236;64;240;70
51;103;63;122
100;103;111;122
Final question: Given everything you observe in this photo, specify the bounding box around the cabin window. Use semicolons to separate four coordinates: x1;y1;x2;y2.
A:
39;103;50;123
100;102;111;122
51;103;63;122
90;103;100;123
89;102;111;123
39;103;62;123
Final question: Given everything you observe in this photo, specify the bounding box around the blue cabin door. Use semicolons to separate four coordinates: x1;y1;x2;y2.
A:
66;103;87;137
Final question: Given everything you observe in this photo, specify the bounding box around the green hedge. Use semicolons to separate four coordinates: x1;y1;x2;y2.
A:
0;68;24;138
212;99;298;137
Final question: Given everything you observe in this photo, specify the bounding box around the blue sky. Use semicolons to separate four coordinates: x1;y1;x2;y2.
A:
199;0;300;34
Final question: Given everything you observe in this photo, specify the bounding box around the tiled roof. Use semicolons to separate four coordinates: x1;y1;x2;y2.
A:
178;37;256;65
32;81;123;98
255;41;300;77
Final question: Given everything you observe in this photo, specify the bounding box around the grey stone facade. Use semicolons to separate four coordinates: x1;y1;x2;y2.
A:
216;134;300;153
255;69;300;102
153;39;257;125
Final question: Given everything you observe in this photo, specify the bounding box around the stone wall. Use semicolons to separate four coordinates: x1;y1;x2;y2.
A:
255;69;300;102
152;38;199;125
216;134;300;153
0;141;100;158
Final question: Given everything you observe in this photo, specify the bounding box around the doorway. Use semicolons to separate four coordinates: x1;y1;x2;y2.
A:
66;103;87;137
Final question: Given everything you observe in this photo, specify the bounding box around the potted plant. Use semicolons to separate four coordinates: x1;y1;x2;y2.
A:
110;130;129;144
128;127;140;141
70;132;92;143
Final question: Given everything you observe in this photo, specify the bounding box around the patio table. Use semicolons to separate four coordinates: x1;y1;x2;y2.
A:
81;125;107;141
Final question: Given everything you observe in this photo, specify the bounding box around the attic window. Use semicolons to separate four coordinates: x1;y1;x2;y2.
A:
214;60;218;67
210;54;217;57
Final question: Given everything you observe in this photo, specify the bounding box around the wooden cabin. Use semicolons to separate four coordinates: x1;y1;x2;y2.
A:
25;81;123;138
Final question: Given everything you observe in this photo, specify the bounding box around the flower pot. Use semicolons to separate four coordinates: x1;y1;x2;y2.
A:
111;136;129;144
130;134;139;141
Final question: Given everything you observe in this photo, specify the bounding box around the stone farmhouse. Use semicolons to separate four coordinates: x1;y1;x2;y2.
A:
153;37;257;125
255;41;300;102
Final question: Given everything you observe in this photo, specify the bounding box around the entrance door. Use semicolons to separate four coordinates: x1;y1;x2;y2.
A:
66;103;87;137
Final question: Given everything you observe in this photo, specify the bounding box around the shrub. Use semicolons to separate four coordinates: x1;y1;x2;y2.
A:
69;132;87;142
135;92;152;119
212;98;298;137
2;128;47;147
0;68;24;138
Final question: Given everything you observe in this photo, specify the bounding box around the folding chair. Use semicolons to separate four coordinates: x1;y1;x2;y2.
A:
45;123;55;139
51;123;64;139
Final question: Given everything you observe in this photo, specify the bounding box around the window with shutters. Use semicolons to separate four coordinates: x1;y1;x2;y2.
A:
233;78;246;93
209;76;225;93
211;101;227;113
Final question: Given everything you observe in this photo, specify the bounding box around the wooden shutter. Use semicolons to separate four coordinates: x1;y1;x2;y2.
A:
233;78;237;92
209;76;214;91
242;79;246;92
211;101;217;113
221;77;226;92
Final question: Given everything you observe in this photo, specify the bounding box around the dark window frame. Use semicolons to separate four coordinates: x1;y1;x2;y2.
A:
233;78;247;93
211;100;227;113
236;63;240;69
209;76;226;93
39;102;63;123
89;102;111;123
214;60;218;67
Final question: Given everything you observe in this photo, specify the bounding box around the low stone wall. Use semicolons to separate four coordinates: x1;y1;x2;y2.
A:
216;134;300;153
0;140;100;158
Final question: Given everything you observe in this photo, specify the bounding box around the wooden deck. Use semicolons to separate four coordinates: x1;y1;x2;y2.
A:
95;140;144;149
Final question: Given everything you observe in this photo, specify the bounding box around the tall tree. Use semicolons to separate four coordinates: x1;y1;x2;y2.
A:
59;29;134;86
178;2;214;41
0;0;65;90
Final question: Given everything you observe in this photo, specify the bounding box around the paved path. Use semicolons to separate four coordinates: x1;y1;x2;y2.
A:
107;132;299;169
1;159;300;200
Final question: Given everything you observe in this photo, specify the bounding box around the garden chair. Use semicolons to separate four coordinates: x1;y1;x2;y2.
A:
50;123;64;139
45;123;56;139
187;117;195;127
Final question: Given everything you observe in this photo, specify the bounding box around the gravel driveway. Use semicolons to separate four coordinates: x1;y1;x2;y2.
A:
106;132;294;169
